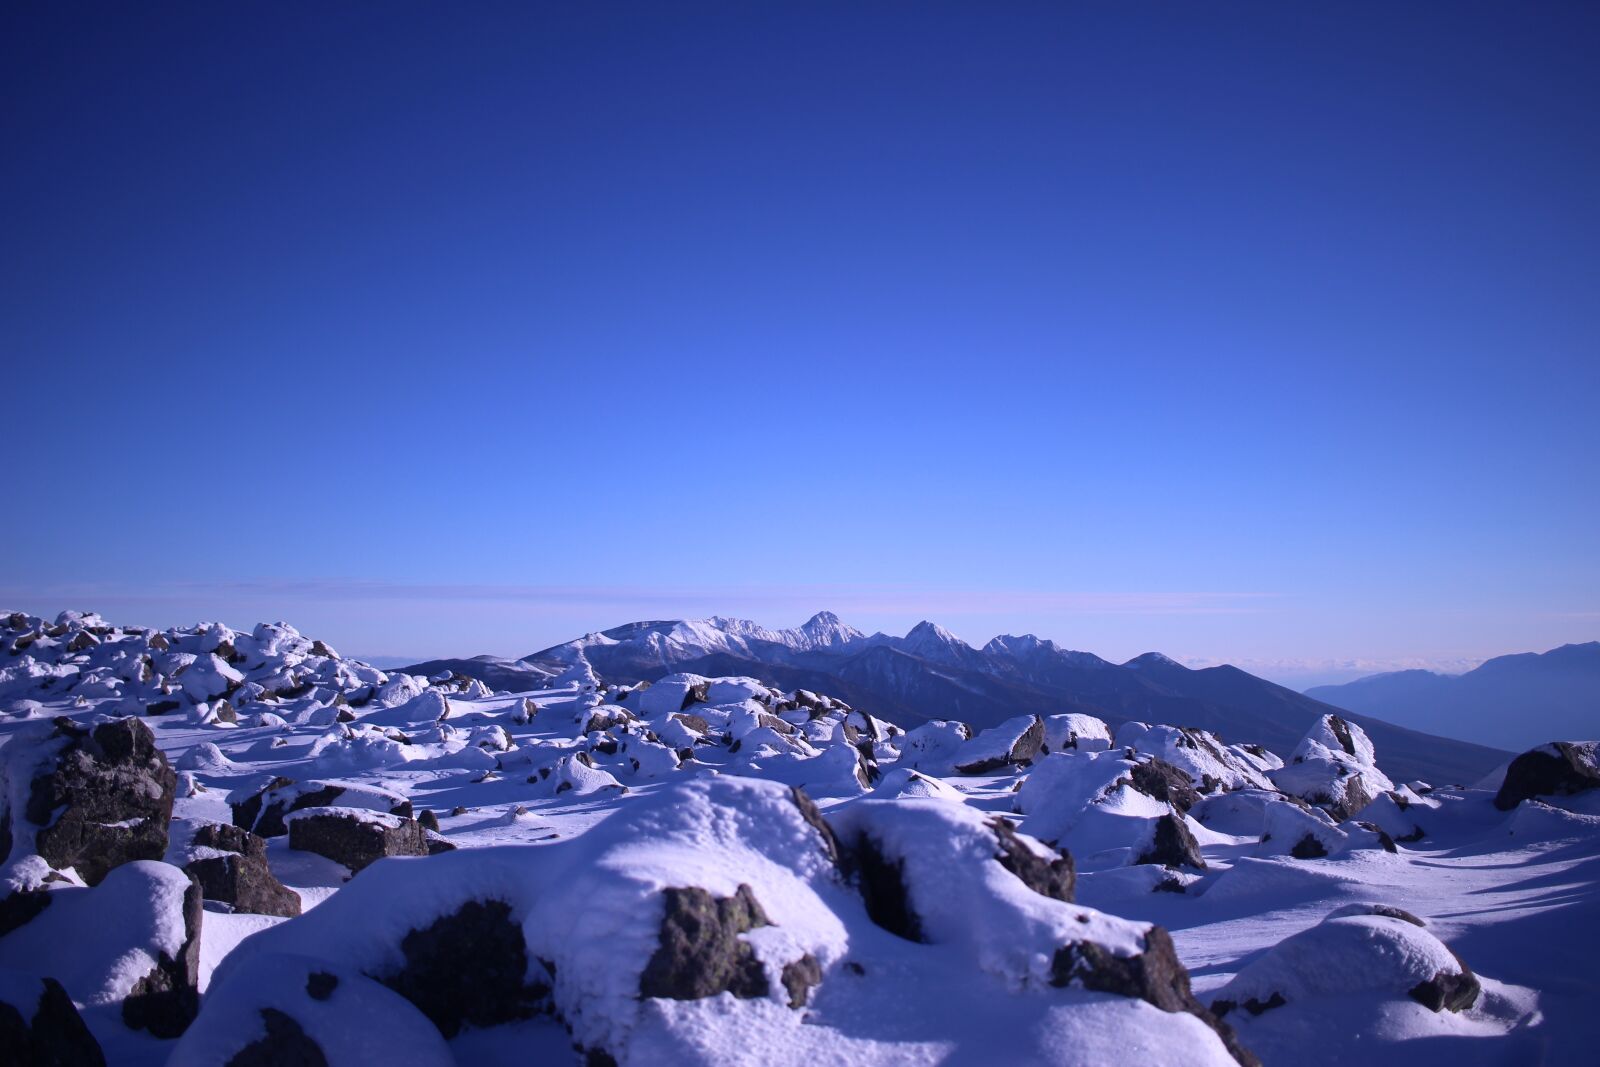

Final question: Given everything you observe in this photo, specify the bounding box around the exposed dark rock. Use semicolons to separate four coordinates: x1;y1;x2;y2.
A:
1135;812;1207;870
304;972;338;1001
233;779;412;838
122;871;202;1037
789;786;841;865
780;955;823;1008
0;889;51;938
1351;821;1398;853
1493;741;1600;811
417;809;440;832
224;1007;328;1067
670;713;710;735
639;885;770;1000
990;817;1075;901
845;834;924;943
679;681;710;709
1290;833;1328;859
0;975;107;1067
1212;992;1286;1018
378;899;548;1038
1409;965;1481;1013
1326;716;1359;758
1051;926;1259;1067
954;717;1045;774
287;811;431;873
184;824;301;918
18;716;176;886
1128;758;1200;814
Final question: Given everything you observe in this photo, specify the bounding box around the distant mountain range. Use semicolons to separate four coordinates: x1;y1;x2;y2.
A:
1306;642;1600;751
404;612;1507;786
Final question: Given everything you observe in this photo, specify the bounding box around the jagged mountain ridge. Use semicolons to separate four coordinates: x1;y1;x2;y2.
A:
440;613;1511;786
1307;641;1600;751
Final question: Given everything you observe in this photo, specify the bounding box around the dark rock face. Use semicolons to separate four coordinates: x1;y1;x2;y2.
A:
184;824;301;918
286;811;432;873
639;885;771;1000
1128;758;1201;814
847;834;924;943
0;975;107;1067
1493;741;1600;811
233;779;412;839
954;717;1045;774
121;871;202;1038
991;817;1075;902
1290;833;1329;859
1326;716;1359;758
1135;813;1207;870
0;889;51;938
20;717;175;886
224;1007;329;1067
789;787;841;865
1212;992;1286;1018
1409;966;1481;1013
1051;926;1260;1067
780;955;823;1009
379;899;548;1038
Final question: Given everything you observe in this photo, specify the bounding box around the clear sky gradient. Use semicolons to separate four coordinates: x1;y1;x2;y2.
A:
4;3;1596;687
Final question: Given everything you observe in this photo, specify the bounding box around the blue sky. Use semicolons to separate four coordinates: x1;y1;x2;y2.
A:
4;3;1596;685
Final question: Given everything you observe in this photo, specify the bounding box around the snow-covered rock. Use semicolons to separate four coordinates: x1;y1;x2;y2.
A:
1270;715;1394;820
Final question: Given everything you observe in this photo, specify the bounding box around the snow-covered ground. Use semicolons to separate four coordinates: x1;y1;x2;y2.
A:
1;610;1597;1066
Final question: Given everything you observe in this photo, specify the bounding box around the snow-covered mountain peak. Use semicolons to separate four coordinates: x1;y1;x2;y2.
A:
1124;651;1187;671
797;611;865;649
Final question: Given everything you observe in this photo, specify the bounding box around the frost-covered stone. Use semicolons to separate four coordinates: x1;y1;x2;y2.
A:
0;860;201;1037
168;954;454;1067
1211;909;1479;1018
180;823;301;917
286;808;450;873
1115;722;1275;793
0;715;176;885
230;777;412;838
1493;741;1600;810
1042;713;1113;753
1270;715;1394;820
0;971;105;1066
953;715;1044;774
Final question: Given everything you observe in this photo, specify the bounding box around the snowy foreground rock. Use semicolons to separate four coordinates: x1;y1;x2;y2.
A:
0;609;1598;1065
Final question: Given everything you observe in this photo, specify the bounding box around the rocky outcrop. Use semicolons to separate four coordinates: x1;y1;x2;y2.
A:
1128;757;1201;814
5;716;175;885
286;809;451;874
1493;741;1600;810
1052;926;1258;1067
231;778;412;839
1135;812;1207;869
0;973;106;1067
378;899;548;1037
182;824;301;918
638;885;772;1000
990;817;1075;901
121;870;203;1038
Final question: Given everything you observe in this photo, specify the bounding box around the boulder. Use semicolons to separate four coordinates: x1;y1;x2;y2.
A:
1134;811;1207;870
1493;741;1600;810
1127;756;1201;813
181;824;301;918
953;715;1044;775
1210;909;1478;1019
286;809;448;873
230;778;412;838
167;955;454;1067
1;716;175;885
0;972;106;1067
638;884;772;1000
0;860;201;1038
1052;926;1258;1067
377;899;548;1037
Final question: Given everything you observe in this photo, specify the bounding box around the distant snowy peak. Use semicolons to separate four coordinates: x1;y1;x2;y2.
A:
527;612;867;665
898;620;982;665
1123;651;1188;672
984;633;1111;668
